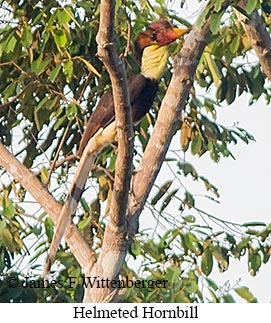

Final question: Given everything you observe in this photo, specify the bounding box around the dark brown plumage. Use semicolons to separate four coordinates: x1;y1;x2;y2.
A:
78;75;158;156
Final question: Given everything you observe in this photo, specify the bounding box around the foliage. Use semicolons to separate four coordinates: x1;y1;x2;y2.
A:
0;0;271;302
124;220;268;302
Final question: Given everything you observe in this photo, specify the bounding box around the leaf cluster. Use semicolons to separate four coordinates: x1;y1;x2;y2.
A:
124;219;271;302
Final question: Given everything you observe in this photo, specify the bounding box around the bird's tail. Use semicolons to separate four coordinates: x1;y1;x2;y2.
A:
43;122;117;277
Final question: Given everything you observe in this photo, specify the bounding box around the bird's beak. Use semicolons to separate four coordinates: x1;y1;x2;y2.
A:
173;27;190;39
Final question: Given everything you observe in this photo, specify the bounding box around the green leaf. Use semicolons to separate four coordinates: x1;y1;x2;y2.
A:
245;0;258;14
32;11;44;26
199;176;220;198
236;126;255;141
57;8;72;24
201;247;213;276
54;28;67;47
242;221;266;227
210;11;224;34
63;59;73;82
31;55;51;75
22;25;33;48
74;283;84;302
130;241;141;257
160;189;178;213
204;53;222;87
231;238;249;258
248;251;262;276
207;287;218;302
66;102;78;120
32;224;42;237
53;115;66;130
78;217;91;230
0;219;6;231
3;82;17;100
36;96;49;112
49;63;62;82
191;134;202;155
185;280;198;294
225;78;236;104
225;233;236;245
5;35;17;53
213;246;229;272
165;266;181;283
90;198;100;219
46;96;58;111
2;197;15;217
0;228;15;252
178;162;198;179
214;0;225;12
184;191;195;208
206;277;218;291
74;56;101;77
45;11;57;32
40;166;48;184
216;78;227;102
80;198;90;213
230;35;240;54
151;180;173;206
196;5;210;29
44;217;54;242
184;232;202;255
234;286;257;302
223;294;236;303
182;215;196;223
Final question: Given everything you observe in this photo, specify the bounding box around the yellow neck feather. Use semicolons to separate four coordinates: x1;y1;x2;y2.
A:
141;45;169;80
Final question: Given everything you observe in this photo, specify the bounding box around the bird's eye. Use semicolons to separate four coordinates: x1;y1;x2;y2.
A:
150;32;156;41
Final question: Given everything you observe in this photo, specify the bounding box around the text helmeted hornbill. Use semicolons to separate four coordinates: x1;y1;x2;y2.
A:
43;19;189;276
77;19;189;156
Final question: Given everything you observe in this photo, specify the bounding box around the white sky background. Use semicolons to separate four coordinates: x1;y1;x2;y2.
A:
188;97;271;302
145;0;271;302
139;95;271;302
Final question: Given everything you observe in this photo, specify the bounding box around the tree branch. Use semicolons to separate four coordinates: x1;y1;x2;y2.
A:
0;143;95;272
235;0;271;80
96;1;133;228
83;0;133;303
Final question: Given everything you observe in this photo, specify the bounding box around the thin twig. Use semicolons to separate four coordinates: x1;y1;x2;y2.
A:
45;120;72;186
122;16;132;58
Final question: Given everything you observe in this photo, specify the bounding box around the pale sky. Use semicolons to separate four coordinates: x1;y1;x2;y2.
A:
181;0;271;303
138;94;271;302
192;95;271;302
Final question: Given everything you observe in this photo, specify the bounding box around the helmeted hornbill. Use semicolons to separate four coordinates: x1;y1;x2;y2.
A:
77;19;189;156
43;19;189;276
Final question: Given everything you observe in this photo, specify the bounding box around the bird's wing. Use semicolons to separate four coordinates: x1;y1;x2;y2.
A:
128;74;159;122
77;88;115;156
78;74;158;156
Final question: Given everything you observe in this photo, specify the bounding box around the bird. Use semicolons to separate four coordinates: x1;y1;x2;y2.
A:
43;19;189;276
77;18;189;156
